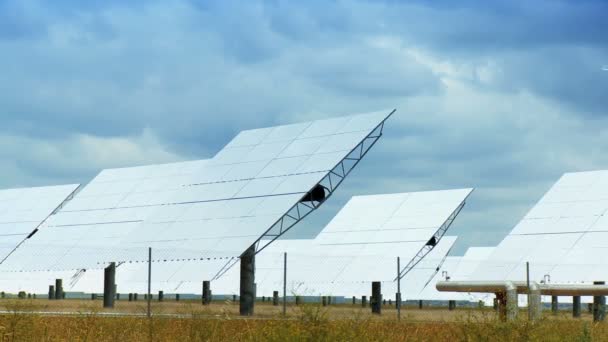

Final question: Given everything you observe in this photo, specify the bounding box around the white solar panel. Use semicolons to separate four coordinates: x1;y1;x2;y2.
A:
472;170;608;284
0;184;80;262
1;110;394;272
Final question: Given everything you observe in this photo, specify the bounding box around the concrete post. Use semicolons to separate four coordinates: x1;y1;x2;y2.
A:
116;293;120;301
158;291;164;302
448;300;456;311
389;299;392;306
361;296;367;307
48;286;54;300
505;285;517;322
594;281;606;322
551;296;558;314
496;283;518;322
55;279;63;300
372;281;382;314
528;282;542;322
322;296;327;307
233;294;237;303
176;294;180;301
134;293;138;301
493;298;498;311
589;303;593;313
383;299;386;306
573;296;581;318
128;293;133;302
419;300;423;309
352;296;356;305
328;296;332;305
103;262;116;308
273;291;279;306
295;296;302;305
239;245;255;316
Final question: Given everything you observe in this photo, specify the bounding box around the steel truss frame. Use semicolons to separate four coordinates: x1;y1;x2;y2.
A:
397;200;467;281
212;110;395;280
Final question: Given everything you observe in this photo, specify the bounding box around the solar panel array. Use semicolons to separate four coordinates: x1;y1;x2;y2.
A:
1;110;393;272
471;170;608;283
0;184;80;262
89;189;470;296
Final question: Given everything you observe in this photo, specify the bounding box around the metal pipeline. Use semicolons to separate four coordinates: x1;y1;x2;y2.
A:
437;281;608;322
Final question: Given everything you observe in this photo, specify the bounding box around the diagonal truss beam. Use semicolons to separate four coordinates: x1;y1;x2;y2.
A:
396;200;467;281
252;110;395;256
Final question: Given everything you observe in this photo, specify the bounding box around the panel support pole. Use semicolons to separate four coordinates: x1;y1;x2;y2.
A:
573;296;581;318
202;281;211;305
594;281;606;322
372;282;381;314
103;262;116;308
240;245;256;316
55;279;63;300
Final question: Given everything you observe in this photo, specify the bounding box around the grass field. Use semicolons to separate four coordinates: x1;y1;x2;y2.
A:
0;299;604;341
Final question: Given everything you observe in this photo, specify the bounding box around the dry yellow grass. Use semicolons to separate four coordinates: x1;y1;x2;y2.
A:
0;299;603;341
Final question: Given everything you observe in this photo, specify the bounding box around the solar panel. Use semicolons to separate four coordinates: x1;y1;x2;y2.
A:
0;184;80;263
471;170;608;284
1;110;394;272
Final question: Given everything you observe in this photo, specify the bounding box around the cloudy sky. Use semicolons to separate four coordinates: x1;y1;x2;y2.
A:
1;0;607;254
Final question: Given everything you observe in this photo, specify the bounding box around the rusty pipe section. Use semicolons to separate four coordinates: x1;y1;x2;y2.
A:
539;284;608;296
436;281;519;321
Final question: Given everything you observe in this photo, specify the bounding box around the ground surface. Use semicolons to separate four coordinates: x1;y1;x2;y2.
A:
0;300;604;341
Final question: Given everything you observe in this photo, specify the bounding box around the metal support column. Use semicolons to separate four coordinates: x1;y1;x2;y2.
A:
448;300;456;311
273;291;279;306
551;296;558;315
594;281;606;322
573;296;581;318
103;262;116;308
48;286;54;300
372;281;381;314
202;281;211;305
55;279;63;300
240;245;255;316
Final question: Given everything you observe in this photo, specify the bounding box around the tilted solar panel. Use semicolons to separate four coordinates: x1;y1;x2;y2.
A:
1;110;394;272
0;184;80;263
471;170;608;283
